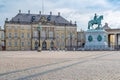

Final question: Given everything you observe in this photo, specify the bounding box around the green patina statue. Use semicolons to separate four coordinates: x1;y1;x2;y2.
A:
88;13;103;30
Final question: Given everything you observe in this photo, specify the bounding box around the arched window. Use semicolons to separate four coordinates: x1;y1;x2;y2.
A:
50;41;54;49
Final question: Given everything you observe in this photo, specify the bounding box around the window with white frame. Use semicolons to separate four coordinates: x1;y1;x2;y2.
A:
41;31;46;39
8;42;11;46
21;33;24;38
21;42;24;47
14;42;17;46
28;42;31;46
49;31;53;38
8;33;12;38
27;33;30;38
14;33;18;38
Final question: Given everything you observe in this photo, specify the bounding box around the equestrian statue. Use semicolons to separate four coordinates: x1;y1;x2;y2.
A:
88;13;103;30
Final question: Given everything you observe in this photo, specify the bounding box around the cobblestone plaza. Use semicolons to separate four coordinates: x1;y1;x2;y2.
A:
0;51;120;80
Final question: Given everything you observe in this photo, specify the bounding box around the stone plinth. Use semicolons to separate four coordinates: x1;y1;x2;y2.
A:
85;29;108;50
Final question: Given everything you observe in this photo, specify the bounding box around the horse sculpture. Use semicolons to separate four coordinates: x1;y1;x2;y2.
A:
88;15;103;30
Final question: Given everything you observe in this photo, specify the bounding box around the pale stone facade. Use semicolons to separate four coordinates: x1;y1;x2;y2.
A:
0;27;4;50
4;11;77;50
105;29;120;49
77;30;85;48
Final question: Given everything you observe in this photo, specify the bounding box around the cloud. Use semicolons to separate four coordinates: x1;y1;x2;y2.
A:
102;11;120;29
0;0;120;30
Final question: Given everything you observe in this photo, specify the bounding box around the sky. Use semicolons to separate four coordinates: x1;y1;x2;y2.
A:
0;0;120;30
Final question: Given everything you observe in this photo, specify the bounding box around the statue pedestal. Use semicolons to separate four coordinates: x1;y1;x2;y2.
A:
84;29;108;50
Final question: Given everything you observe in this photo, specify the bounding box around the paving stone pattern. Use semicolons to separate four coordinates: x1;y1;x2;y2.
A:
0;51;120;80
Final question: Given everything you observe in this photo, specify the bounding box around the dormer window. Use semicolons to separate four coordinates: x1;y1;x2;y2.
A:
47;15;51;21
31;16;36;22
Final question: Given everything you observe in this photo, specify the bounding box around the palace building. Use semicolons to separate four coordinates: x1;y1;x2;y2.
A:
0;26;5;50
4;10;77;50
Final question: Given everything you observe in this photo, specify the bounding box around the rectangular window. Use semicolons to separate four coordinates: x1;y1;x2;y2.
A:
1;33;4;39
28;42;31;46
21;42;24;47
14;42;17;46
21;33;24;38
8;33;12;38
14;33;18;38
27;33;30;38
41;31;46;39
8;42;11;46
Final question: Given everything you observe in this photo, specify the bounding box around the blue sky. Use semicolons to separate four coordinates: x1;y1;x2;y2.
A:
0;0;120;30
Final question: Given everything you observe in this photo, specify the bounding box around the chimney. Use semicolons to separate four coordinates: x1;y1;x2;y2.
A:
6;18;8;21
50;11;52;15
75;21;76;24
39;11;41;15
58;12;60;16
19;10;21;14
28;10;30;14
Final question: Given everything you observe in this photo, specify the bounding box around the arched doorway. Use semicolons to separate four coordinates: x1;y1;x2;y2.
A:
35;40;38;50
42;40;47;50
50;41;54;50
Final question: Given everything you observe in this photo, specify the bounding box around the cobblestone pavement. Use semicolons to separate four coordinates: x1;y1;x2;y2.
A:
0;51;120;80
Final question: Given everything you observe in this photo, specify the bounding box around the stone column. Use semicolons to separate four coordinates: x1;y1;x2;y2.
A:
114;33;118;49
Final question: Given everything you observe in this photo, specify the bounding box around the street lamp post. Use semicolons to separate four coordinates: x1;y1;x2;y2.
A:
37;24;42;52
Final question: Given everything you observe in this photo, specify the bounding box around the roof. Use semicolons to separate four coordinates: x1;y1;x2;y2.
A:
102;23;111;30
105;29;120;31
6;13;76;26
